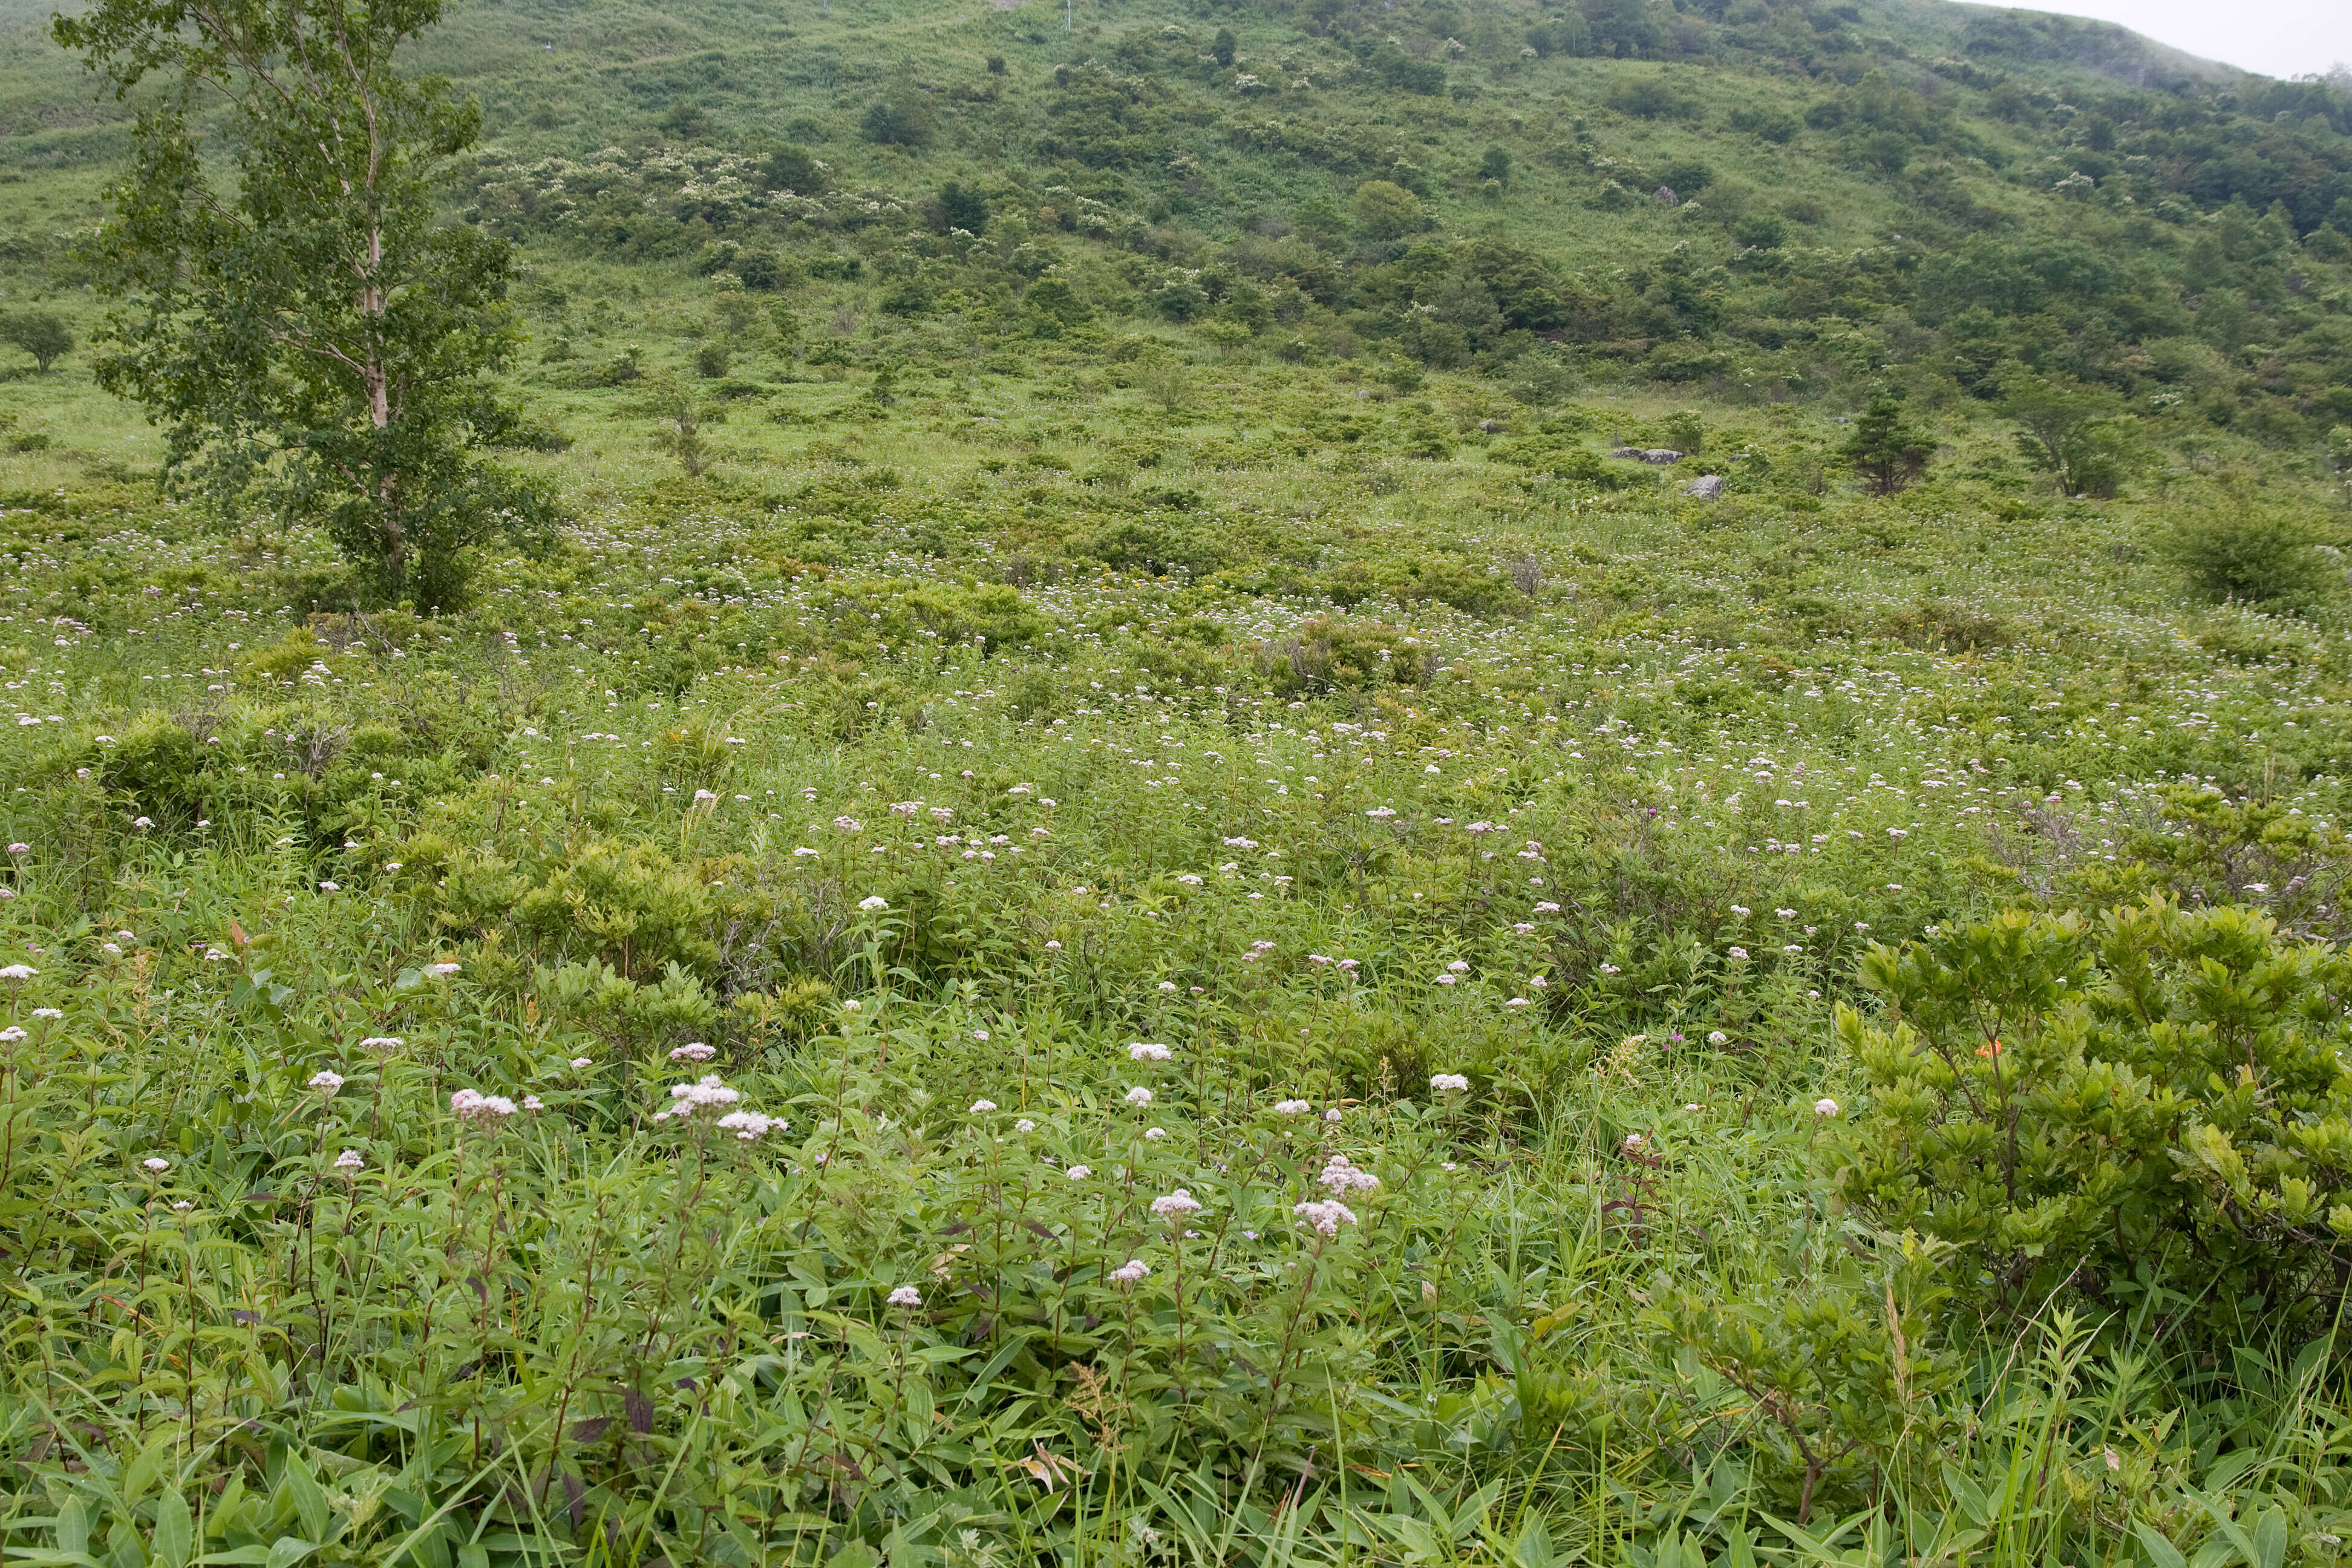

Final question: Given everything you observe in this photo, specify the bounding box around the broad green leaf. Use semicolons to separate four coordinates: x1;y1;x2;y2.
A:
151;1489;194;1568
282;1458;331;1546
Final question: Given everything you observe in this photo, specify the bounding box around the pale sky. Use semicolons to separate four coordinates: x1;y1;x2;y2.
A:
2020;0;2352;80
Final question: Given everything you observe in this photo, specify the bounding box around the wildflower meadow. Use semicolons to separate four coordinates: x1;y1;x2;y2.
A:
1;429;2350;1564
3;0;2352;1557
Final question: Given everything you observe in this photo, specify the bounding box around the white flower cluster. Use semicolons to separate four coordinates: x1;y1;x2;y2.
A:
1429;1073;1469;1093
716;1111;778;1141
1109;1258;1151;1283
653;1074;740;1121
1126;1042;1173;1062
1318;1155;1379;1195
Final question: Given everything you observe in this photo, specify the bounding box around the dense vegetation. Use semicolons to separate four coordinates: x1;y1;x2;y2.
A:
4;0;2352;1559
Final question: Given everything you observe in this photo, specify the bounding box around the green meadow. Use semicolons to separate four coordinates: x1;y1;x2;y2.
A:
3;0;2352;1559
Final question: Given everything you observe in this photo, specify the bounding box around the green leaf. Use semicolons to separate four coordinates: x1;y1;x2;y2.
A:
1941;1463;1991;1528
54;1501;89;1558
2132;1526;2187;1568
120;1431;178;1509
2250;1509;2287;1568
1514;1516;1557;1568
151;1489;194;1568
283;1457;332;1545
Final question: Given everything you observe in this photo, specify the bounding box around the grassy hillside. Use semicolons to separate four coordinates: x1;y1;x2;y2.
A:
3;0;2351;460
5;0;2352;1564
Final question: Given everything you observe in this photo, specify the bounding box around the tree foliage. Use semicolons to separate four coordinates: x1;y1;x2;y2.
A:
54;0;542;609
1839;391;1933;494
2001;376;2132;498
0;309;73;373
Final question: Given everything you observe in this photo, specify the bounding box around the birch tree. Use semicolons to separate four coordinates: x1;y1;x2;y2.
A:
56;0;542;607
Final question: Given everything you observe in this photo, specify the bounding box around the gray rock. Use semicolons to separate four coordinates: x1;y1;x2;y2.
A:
1479;418;1505;434
1682;474;1724;500
1608;446;1684;463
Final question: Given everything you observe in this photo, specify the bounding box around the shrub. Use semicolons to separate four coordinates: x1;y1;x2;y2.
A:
862;84;934;147
1351;180;1426;241
79;714;209;827
1606;74;1700;120
2001;377;2132;498
1257;616;1430;694
1832;900;2352;1344
1489;439;1646;489
1320;555;1523;616
1650;1238;1958;1524
759;145;827;195
2164;505;2338;607
1728;103;1800;141
934;180;988;235
659;99;713;139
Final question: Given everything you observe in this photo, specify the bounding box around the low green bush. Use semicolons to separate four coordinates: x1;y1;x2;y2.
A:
2164;505;2340;607
1834;899;2352;1343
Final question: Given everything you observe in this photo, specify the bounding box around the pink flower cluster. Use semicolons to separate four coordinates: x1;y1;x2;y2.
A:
1293;1199;1357;1236
1150;1189;1203;1220
450;1088;517;1123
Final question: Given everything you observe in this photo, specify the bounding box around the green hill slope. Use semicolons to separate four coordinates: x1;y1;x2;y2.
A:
3;0;2350;479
